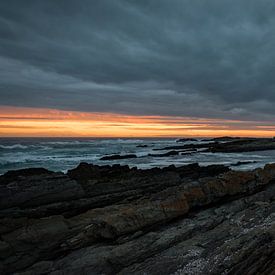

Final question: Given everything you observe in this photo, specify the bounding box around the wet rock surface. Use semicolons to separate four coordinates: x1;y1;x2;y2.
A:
1;162;275;274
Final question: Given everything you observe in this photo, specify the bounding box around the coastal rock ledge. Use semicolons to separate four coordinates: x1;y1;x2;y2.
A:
0;162;275;274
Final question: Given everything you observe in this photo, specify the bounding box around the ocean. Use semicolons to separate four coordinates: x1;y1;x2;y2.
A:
0;137;275;175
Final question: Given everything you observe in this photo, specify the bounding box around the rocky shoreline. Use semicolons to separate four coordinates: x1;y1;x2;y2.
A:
98;137;275;162
153;137;275;153
0;161;275;274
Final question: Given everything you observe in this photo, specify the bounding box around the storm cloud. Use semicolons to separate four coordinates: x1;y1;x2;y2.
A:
1;0;275;121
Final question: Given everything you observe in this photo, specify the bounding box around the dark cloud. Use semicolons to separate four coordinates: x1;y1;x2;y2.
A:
1;0;275;121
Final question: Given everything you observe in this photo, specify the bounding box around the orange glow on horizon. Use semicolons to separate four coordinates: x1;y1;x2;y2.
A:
0;106;275;138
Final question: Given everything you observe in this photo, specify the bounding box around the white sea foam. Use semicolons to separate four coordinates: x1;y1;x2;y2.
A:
41;141;83;145
0;144;28;149
0;144;52;150
1;139;275;175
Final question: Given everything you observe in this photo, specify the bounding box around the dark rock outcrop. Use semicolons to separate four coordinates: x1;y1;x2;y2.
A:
208;138;275;153
1;163;275;274
155;137;275;153
100;154;137;160
207;136;242;142
0;169;84;210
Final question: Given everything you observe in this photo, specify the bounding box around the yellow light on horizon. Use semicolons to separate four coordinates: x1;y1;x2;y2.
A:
1;106;275;138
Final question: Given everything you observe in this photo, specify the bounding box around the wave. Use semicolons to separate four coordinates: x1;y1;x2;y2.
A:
0;144;28;149
46;155;99;161
0;144;53;150
97;139;145;144
41;141;83;145
116;138;144;143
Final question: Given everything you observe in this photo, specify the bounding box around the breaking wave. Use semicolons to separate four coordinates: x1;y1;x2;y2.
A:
0;144;28;149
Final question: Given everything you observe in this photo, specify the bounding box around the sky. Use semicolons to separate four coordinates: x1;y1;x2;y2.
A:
1;0;275;137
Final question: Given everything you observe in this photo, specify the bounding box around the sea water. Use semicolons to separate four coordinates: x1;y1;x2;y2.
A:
0;137;275;175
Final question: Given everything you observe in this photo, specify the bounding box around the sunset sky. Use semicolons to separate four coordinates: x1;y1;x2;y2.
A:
1;0;275;137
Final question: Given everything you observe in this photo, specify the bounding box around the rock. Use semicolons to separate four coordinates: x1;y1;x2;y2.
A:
155;137;275;153
100;154;137;160
210;136;242;141
148;150;179;157
0;170;84;210
208;138;275;153
0;167;54;185
1;163;275;274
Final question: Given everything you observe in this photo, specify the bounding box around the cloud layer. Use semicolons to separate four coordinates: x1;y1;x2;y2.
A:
1;0;275;121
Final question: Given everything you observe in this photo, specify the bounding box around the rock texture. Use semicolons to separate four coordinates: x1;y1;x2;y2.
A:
1;162;275;274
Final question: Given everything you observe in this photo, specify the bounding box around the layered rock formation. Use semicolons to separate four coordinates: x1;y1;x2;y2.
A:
0;163;275;274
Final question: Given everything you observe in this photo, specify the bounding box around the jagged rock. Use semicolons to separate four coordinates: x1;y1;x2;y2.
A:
1;163;275;274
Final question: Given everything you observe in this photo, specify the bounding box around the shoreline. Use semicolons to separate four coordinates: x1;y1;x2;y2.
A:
1;136;275;176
